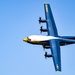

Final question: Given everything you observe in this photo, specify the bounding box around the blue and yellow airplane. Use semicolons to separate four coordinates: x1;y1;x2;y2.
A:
23;4;75;71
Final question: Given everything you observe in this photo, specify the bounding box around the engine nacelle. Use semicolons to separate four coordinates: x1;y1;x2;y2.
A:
40;26;48;33
38;17;46;24
43;45;50;49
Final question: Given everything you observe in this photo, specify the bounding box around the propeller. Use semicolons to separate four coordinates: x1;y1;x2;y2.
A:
38;17;41;24
42;45;46;51
40;26;43;33
44;51;47;59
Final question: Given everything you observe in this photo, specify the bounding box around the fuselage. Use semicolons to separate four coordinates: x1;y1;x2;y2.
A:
23;35;57;46
23;35;75;47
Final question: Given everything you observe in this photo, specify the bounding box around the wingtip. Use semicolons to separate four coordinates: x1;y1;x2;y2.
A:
44;3;49;5
56;70;61;72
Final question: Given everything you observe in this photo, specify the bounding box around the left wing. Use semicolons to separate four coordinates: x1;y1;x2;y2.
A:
44;4;61;71
44;4;58;36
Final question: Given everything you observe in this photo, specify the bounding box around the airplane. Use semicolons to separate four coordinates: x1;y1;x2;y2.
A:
23;4;75;72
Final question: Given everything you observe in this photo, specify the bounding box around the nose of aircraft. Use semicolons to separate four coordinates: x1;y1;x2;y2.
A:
23;37;28;42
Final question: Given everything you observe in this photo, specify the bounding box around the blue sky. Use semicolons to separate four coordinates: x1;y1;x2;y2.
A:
0;0;75;75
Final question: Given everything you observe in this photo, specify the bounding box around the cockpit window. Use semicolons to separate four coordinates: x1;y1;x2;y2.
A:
28;38;31;41
27;37;31;41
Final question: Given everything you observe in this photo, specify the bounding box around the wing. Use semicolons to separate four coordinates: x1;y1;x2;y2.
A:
44;4;58;36
49;40;61;71
44;4;61;71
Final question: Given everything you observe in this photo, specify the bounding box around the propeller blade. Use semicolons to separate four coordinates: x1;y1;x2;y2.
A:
44;52;47;59
38;17;41;24
40;26;43;33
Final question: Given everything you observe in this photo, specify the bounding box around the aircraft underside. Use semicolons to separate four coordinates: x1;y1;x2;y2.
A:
28;40;75;48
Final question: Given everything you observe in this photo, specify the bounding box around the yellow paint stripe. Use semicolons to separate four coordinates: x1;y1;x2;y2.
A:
45;5;48;12
56;71;61;72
